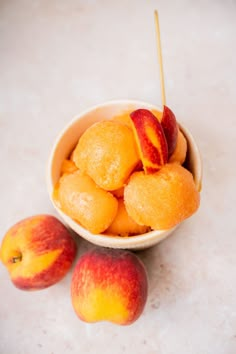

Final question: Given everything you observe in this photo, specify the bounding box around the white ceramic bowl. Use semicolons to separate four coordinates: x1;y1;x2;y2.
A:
47;100;202;250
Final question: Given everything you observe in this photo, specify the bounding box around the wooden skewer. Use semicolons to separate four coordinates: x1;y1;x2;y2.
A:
154;10;166;107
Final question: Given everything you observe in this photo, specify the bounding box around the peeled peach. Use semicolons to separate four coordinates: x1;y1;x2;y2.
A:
72;121;140;190
124;163;200;230
151;109;163;121
57;171;118;234
112;186;125;198
112;112;133;128
71;247;148;325
61;159;78;175
169;129;187;165
106;199;149;236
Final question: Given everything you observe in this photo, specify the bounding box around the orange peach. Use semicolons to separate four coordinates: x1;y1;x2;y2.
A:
57;171;118;234
169;129;187;165
151;109;163;121
124;163;200;230
0;215;77;290
61;159;78;175
112;111;133;128
71;247;148;325
130;109;168;173
112;186;125;198
72;120;140;190
106;199;149;236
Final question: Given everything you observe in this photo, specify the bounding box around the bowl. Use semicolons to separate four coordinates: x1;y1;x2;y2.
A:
47;100;202;250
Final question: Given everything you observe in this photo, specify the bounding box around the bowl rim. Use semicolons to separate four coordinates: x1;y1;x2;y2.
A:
47;99;202;249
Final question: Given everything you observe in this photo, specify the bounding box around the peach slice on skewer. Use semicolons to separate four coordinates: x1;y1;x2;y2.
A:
161;105;178;157
130;109;168;174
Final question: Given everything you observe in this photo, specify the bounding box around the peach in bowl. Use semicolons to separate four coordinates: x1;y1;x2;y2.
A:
47;100;202;250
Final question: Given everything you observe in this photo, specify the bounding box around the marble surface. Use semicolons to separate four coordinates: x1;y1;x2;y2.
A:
1;1;236;353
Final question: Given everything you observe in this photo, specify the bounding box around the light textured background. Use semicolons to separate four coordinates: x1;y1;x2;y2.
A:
1;1;236;353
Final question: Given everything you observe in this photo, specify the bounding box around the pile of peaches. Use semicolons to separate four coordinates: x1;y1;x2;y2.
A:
54;107;200;235
0;107;200;326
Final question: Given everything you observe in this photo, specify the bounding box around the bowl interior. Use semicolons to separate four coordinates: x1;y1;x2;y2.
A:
47;100;202;249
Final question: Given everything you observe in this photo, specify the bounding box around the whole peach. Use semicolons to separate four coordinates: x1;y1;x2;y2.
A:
0;215;77;290
71;247;148;325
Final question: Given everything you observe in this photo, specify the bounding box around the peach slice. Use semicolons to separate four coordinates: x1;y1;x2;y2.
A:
130;109;168;174
161;105;178;157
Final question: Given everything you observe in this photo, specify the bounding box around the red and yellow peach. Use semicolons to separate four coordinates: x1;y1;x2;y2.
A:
0;215;77;290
